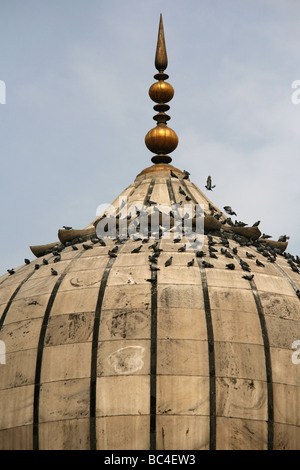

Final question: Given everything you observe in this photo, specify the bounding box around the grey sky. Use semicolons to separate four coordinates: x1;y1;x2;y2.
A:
0;0;299;275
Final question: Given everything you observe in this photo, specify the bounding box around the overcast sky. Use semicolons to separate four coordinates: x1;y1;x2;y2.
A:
0;0;300;275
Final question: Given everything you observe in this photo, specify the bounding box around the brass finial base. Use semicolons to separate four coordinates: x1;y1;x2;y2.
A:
151;154;172;164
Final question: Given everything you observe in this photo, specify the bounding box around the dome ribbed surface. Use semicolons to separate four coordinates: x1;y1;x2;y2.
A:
0;165;300;450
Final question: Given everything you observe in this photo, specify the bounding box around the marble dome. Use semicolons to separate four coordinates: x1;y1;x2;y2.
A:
0;15;300;451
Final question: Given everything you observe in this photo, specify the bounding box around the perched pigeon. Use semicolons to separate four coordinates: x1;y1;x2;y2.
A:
202;261;214;268
24;259;30;265
150;264;160;271
246;252;255;259
7;269;15;275
170;170;178;178
242;274;254;281
131;245;142;253
226;263;235;270
178;244;186;252
82;244;93;250
51;268;58;276
256;259;265;267
63;226;72;230
252;221;260;227
165;256;173;267
187;259;195;267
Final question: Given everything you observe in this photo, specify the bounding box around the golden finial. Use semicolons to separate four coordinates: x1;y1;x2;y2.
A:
145;14;178;164
155;14;168;72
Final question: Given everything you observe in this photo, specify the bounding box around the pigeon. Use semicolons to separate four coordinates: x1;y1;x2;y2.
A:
205;176;215;191
226;263;235;270
182;170;190;180
195;250;206;258
256;259;265;267
187;259;195;267
35;264;40;270
63;226;72;230
131;245;142;253
146;278;156;284
165;256;173;267
225;252;234;259
209;203;216;213
178;244;186;252
223;206;237;216
170;170;178;178
51;268;58;276
252;221;260;227
42;258;49;265
148;255;158;264
150;264;160;271
261;234;272;239
149;241;159;250
202;261;214;268
246;252;255;259
108;251;117;258
173;237;181;243
278;235;290;242
7;269;15;275
296;289;300;300
72;245;79;250
110;246;119;253
82;244;93;250
53;255;61;263
210;253;218;259
242;274;254;281
179;186;186;196
24;258;30;265
291;265;300;273
185;195;192;201
232;247;238;255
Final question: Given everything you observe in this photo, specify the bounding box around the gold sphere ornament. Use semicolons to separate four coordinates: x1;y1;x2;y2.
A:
149;81;174;104
145;123;178;155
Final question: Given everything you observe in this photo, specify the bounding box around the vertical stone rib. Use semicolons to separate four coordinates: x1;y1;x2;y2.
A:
90;255;116;450
231;249;274;449
33;250;84;450
150;267;158;450
249;278;274;449
196;259;216;450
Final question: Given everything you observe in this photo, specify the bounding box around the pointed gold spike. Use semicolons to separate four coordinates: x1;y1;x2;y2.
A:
155;14;168;72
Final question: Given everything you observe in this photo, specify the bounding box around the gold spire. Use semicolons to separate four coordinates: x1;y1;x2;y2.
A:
155;14;168;72
145;14;178;164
